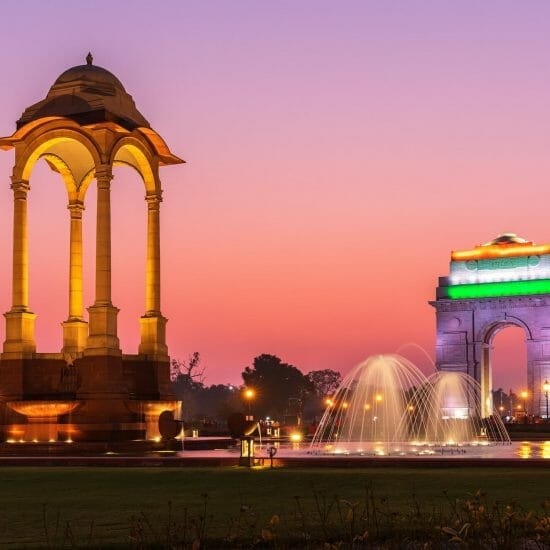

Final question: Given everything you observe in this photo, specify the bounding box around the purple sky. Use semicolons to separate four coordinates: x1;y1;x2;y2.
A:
1;1;550;390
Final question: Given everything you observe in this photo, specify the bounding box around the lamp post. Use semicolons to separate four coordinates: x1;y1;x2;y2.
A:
543;379;550;422
521;390;529;418
243;388;255;420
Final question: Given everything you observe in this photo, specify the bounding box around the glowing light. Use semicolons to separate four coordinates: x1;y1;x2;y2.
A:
342;402;349;409
364;403;371;411
407;405;414;411
446;279;550;299
153;436;161;443
244;388;255;400
521;390;528;399
452;242;550;261
290;432;302;442
375;394;383;402
324;398;334;407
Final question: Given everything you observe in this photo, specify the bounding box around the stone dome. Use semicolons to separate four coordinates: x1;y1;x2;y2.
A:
17;54;150;130
483;233;530;246
53;63;126;92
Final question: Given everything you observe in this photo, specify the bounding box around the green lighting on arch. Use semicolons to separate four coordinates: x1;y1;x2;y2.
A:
447;279;550;299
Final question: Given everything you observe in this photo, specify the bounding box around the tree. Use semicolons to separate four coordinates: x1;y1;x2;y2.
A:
171;352;205;421
306;369;342;398
171;352;205;384
302;369;342;421
241;354;314;419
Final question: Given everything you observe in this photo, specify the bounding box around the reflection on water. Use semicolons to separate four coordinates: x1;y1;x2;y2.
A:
517;442;532;459
515;441;550;459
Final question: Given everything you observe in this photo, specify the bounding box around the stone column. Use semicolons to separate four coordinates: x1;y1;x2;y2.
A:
139;193;167;357
62;200;87;354
145;194;161;314
85;167;120;355
3;178;36;355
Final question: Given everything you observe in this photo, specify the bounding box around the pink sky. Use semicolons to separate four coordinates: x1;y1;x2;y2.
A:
0;1;549;390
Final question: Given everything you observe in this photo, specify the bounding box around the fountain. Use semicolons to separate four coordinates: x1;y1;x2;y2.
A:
404;371;510;447
309;354;510;455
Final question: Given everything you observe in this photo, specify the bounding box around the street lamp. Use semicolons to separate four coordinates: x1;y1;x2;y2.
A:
521;390;529;417
543;379;550;422
243;388;255;418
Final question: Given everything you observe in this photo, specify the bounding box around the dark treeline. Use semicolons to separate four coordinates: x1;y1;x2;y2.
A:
171;353;341;429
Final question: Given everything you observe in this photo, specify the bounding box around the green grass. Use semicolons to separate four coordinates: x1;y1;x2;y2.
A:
0;467;547;547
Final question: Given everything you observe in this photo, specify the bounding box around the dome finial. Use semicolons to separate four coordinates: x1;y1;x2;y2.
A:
86;52;93;65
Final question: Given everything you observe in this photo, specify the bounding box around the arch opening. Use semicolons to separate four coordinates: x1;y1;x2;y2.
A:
112;140;157;195
20;135;96;199
483;324;528;420
27;160;70;352
110;164;148;354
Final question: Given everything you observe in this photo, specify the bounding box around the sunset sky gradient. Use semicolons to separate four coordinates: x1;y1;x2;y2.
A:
0;1;548;389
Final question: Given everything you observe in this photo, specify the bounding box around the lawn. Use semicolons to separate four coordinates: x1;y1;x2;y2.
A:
0;467;547;547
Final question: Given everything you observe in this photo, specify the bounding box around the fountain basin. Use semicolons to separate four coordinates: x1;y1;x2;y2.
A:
5;400;81;442
6;400;81;419
124;400;181;440
124;400;179;416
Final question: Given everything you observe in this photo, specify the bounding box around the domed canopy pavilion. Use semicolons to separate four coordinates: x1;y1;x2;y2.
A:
0;54;184;443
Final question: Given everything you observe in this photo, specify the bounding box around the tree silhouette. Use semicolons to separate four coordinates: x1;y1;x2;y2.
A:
241;354;313;419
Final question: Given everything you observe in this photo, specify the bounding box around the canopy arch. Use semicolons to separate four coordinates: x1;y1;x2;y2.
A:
110;136;159;196
14;127;101;201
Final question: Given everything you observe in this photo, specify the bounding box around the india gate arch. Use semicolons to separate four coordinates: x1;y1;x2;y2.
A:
432;233;550;419
0;54;184;442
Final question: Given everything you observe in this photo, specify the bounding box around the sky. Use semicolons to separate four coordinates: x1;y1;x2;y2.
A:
0;1;549;389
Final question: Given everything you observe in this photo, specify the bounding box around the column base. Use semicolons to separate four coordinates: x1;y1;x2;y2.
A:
84;304;120;356
62;319;88;354
138;315;168;358
2;310;36;357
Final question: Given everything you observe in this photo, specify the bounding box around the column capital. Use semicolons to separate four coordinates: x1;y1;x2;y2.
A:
10;178;30;199
145;193;162;210
95;166;113;188
68;200;85;218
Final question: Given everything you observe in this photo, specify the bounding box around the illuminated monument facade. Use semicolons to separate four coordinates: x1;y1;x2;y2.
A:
0;54;183;442
432;233;550;418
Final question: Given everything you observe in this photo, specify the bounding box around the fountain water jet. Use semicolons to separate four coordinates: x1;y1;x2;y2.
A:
403;371;510;446
310;354;510;455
